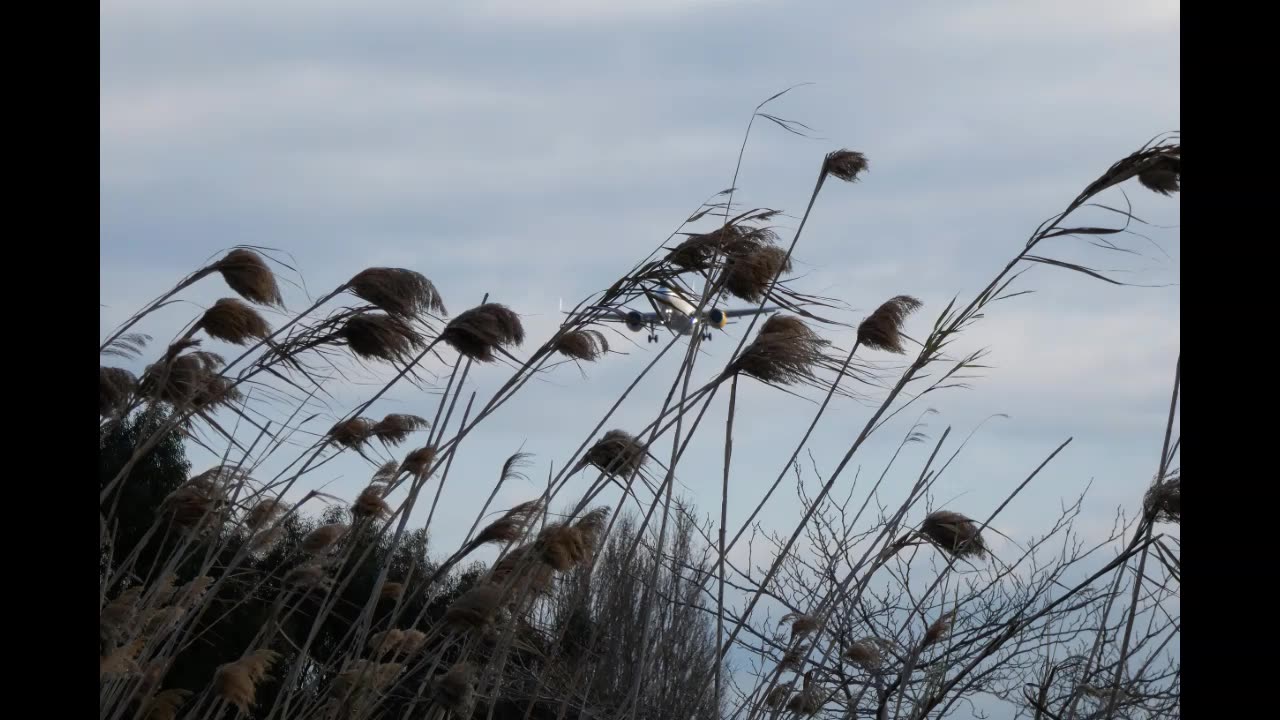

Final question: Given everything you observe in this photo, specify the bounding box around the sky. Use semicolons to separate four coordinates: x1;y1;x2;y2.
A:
101;0;1179;711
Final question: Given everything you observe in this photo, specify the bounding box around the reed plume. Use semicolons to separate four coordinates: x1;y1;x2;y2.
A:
340;313;424;363
401;445;438;477
213;648;280;713
100;366;137;417
726;314;830;386
371;413;429;447
214;248;282;307
822;149;870;182
921;510;988;558
554;328;610;361
857;295;922;353
348;267;446;318
302;523;347;554
441;303;525;362
196;298;270;345
576;429;648;477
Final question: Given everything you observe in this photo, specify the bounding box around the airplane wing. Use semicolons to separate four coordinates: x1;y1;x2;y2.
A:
562;305;660;325
716;305;785;319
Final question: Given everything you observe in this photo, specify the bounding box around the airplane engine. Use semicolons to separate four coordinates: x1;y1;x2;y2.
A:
707;308;729;329
625;310;645;332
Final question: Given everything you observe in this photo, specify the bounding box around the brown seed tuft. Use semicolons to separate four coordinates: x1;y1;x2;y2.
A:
340;313;425;364
161;474;229;531
441;303;525;362
213;648;280;713
431;662;477;716
348;267;447;318
579;429;648;477
921;510;988;558
328;417;375;449
554;328;610;361
573;506;611;547
923;612;955;648
401;445;439;477
492;545;555;597
780;612;820;641
857;295;922;354
352;484;392;520
1143;469;1180;524
823;149;870;182
380;582;405;601
780;643;810;670
285;562;332;589
724;245;793;302
472;500;545;549
140;342;239;409
444;583;505;630
101;638;146;678
398;628;428;656
302;523;348;554
843;638;885;669
100;366;138;417
245;499;283;531
142;689;191;720
536;524;591;572
197;298;271;345
215;249;283;307
1138;156;1181;195
668;224;779;272
728;314;830;386
764;683;793;710
175;576;213;608
368;629;406;657
371;413;430;447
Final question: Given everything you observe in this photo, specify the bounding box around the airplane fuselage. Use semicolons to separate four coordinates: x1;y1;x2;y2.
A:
647;288;700;335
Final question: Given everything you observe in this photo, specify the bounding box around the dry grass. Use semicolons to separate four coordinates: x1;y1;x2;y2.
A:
141;689;191;720
471;500;545;549
371;413;430;447
441;303;526;362
352;484;392;520
214;649;280;713
246;499;283;531
285;562;332;589
445;583;506;630
843;638;885;670
329;417;375;449
668;224;780;273
401;445;438;477
780;612;820;641
764;682;793;709
923;612;955;648
1143;469;1180;524
432;662;477;717
554;328;610;361
197;298;270;345
302;523;348;554
725;245;793;302
787;672;823;715
823;149;870;182
857;295;922;353
340;313;425;364
348;267;447;318
921;510;988;558
215;248;283;307
578;429;648;477
727;314;830;386
536;524;592;571
100;366;137;417
380;582;405;601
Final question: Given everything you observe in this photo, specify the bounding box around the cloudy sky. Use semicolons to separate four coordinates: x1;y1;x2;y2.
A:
101;0;1179;700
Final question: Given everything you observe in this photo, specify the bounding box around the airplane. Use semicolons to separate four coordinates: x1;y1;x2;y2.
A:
565;286;784;343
